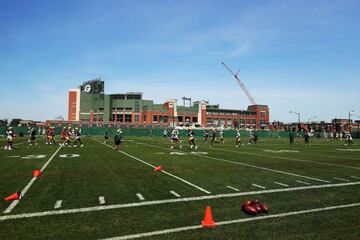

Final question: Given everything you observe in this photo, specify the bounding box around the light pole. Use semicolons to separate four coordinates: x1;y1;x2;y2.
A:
307;116;316;124
349;110;354;132
289;111;301;130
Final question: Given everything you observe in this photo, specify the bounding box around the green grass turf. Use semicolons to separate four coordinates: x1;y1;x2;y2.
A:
0;135;359;239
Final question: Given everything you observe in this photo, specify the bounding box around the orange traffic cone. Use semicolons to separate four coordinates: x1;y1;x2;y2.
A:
33;169;42;177
201;205;216;228
154;165;162;172
4;191;22;201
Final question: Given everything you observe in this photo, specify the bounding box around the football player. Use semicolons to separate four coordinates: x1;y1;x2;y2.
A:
163;129;168;139
74;128;84;147
248;130;254;144
50;127;57;145
203;130;209;143
219;129;224;144
170;129;182;149
46;127;51;144
210;128;217;147
60;127;66;145
4;127;14;150
64;127;71;146
235;129;244;147
30;127;37;146
104;131;110;144
188;128;197;149
114;129;122;151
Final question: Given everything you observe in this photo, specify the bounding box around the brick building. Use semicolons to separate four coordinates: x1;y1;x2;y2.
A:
68;79;270;129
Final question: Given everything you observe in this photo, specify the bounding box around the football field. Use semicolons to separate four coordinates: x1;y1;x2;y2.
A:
1;136;360;239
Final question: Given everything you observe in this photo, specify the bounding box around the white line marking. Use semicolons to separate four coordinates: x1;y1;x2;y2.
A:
332;177;350;182
274;182;289;187
13;141;28;146
169;191;181;198
252;184;266;189
94;139;211;194
54;200;62;209
350;176;360;180
101;202;360;240
134;141;332;184
99;196;106;205
3;145;62;214
136;193;145;201
1;181;359;222
296;180;311;185
204;144;360;170
226;186;240;192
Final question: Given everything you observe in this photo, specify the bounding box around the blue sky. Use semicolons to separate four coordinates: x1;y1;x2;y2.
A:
0;0;359;122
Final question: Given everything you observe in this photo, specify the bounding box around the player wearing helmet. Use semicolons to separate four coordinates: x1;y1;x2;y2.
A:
188;128;197;150
4;127;14;150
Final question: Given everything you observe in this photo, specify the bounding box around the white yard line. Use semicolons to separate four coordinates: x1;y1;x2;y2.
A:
295;180;311;185
0;181;359;222
169;191;181;198
3;145;62;214
54;200;62;209
350;176;360;180
134;141;332;184
13;141;28;146
99;196;106;205
136;193;145;201
252;184;266;189
202;144;360;170
226;186;240;192
94;139;211;194
101;202;360;240
274;182;289;187
332;177;350;182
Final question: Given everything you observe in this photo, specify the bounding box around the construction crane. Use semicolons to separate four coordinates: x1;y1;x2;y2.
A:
222;62;256;105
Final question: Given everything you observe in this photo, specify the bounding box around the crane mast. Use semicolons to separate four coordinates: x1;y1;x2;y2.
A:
222;62;256;105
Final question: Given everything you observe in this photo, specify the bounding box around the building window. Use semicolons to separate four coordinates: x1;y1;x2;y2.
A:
192;116;198;123
153;115;158;122
252;119;256;125
233;119;239;128
220;118;225;125
143;115;146;122
159;115;168;123
135;115;139;123
119;114;124;122
214;117;219;125
125;114;132;122
260;111;266;118
135;101;140;112
207;117;212;125
227;119;232;126
178;116;183;122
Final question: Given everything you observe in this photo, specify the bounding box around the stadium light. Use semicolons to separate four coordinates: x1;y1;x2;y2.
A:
289;111;301;130
348;110;354;131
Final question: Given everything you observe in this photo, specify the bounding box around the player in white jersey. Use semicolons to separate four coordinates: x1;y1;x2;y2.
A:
73;128;84;147
163;129;168;139
170;129;182;149
5;127;14;150
219;130;224;144
248;130;254;144
188;128;197;149
235;129;244;147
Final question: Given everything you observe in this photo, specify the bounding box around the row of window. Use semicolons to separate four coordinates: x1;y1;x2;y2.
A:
206;111;257;116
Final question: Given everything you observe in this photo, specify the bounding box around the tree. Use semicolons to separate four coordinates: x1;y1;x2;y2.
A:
0;119;8;126
9;118;22;126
